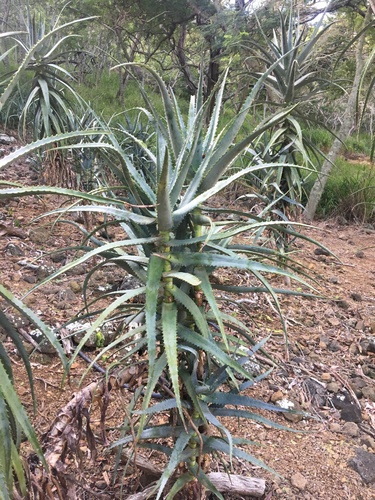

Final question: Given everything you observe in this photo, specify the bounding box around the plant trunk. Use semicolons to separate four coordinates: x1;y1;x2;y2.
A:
303;5;372;221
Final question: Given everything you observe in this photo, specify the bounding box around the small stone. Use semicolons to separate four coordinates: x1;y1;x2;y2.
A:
349;343;359;356
329;423;341;433
277;399;304;423
336;299;349;310
328;317;340;327
355;251;365;259
50;252;66;263
321;373;332;382
69;281;82;293
290;472;307;490
0;134;16;144
328;340;341;352
349;448;375;483
356;320;365;331
5;243;24;257
351;293;362;302
23;275;37;284
342;421;359;437
95;481;108;490
329;276;339;284
29;228;50;245
270;390;284;403
361;386;375;402
360;436;375;451
326;382;340;393
332;392;362;422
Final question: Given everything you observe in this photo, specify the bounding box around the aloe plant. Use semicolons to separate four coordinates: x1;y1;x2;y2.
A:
0;57;329;497
236;5;335;255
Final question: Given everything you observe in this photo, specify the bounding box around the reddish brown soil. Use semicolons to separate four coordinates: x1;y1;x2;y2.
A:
1;138;375;499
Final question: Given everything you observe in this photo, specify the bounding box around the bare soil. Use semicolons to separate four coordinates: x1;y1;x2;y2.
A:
1;138;375;499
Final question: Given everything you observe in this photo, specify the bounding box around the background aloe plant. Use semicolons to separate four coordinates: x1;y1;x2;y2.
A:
239;5;334;239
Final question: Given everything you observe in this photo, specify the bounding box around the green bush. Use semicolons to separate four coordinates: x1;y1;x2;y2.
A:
316;158;375;222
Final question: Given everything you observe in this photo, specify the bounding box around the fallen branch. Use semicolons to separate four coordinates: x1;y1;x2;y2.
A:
125;473;266;499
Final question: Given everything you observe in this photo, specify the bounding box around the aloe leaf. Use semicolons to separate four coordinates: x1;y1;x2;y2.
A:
195;469;224;500
200;401;233;463
179;368;205;421
162;301;182;417
169;287;209;338
0;17;96;110
0;361;46;469
204;392;293;414
159;252;313;290
202;435;279;476
0;131;106;170
178;327;253;381
211;407;295;432
113;423;185;448
135;398;189;415
156;430;192;500
165;472;195;500
70;286;147;370
10;439;26;496
113;63;183;158
0;311;36;409
163;272;201;287
146;255;164;365
195;267;226;344
137;353;168;443
0;285;66;367
0;396;11;492
157;150;173;232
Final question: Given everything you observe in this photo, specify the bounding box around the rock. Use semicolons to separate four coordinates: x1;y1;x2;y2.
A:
329;276;339;284
349;448;375;484
361;386;375;402
326;382;340;393
350;377;366;397
58;288;77;303
23;275;37;284
303;378;327;408
328;340;341;352
342;422;359;437
356;320;365;331
360;436;375;451
270;390;284;403
0;134;16;144
29;228;51;244
329;423;341;433
360;338;375;354
351;293;362;302
5;243;24;257
349;343;359;356
331;392;362;423
321;373;332;382
50;252;66;263
336;299;349;309
36;265;54;281
290;472;307;490
328;317;340;327
276;399;304;423
355;251;365;259
69;281;82;293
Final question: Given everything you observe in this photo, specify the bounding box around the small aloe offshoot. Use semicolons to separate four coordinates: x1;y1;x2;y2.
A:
0;59;327;497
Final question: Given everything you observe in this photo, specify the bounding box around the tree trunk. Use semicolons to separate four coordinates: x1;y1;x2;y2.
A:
303;5;372;221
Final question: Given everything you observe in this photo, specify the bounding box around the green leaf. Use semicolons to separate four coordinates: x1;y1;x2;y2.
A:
145;255;164;365
156;430;192;500
0;285;66;368
162;301;182;417
0;361;46;469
